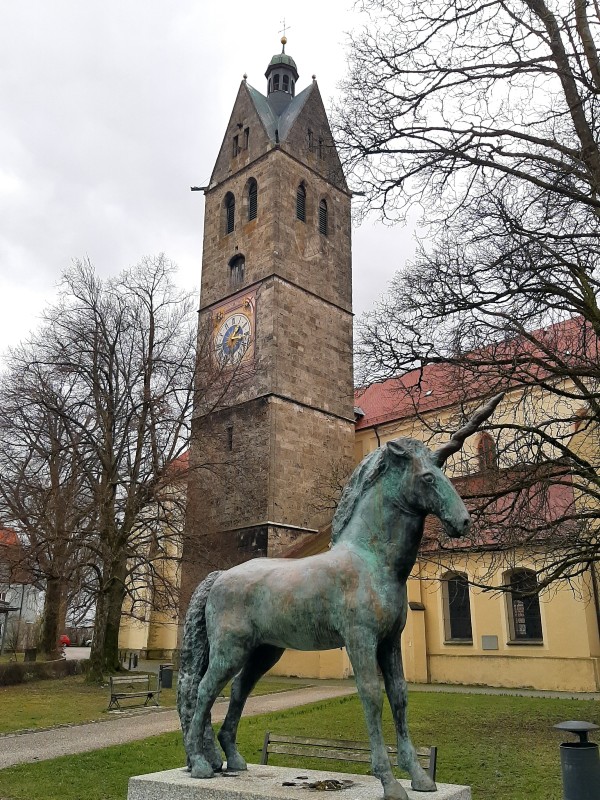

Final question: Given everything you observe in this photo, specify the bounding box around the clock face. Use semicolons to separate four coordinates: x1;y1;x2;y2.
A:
214;312;252;366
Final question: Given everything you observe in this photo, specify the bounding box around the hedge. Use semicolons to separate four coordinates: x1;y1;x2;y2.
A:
0;658;87;686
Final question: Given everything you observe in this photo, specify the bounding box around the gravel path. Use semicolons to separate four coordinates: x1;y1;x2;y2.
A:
0;684;357;769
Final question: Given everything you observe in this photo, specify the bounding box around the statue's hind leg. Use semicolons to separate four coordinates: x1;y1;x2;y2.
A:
218;644;284;771
187;645;249;779
378;638;436;793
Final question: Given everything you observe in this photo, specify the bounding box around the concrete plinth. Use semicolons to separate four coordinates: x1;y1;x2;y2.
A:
128;764;471;800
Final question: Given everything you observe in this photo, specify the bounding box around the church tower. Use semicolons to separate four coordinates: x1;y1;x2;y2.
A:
181;40;355;607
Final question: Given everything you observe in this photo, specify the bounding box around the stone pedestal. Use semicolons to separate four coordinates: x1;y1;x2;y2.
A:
128;764;471;800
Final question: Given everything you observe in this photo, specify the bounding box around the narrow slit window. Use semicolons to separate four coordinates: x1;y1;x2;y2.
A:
244;127;250;150
308;129;313;152
283;74;290;92
248;179;258;221
319;199;328;236
225;193;235;234
233;135;239;157
226;426;234;451
296;184;306;222
273;74;280;91
318;138;324;158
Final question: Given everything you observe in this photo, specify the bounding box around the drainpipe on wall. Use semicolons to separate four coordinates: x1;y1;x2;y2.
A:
590;563;600;644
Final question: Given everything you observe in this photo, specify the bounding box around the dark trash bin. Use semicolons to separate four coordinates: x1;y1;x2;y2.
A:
159;663;174;689
554;721;600;800
24;648;37;662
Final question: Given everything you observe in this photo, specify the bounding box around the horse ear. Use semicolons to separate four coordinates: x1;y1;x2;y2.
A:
387;440;409;460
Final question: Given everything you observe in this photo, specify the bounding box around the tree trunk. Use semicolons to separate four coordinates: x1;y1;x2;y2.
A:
40;576;63;659
87;554;128;682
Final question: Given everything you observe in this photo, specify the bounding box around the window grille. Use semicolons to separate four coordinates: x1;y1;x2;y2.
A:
508;570;543;640
319;199;328;235
225;194;235;234
248;180;257;221
296;184;306;222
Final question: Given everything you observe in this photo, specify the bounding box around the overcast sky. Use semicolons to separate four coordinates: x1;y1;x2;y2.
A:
0;1;415;359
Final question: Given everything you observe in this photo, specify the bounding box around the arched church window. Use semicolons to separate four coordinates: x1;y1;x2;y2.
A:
319;199;328;236
477;432;497;472
273;73;280;91
506;569;543;641
229;254;245;285
224;193;235;235
248;179;258;221
442;572;472;641
296;184;306;222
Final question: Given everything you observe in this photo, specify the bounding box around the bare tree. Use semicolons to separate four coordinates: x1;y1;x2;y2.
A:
1;257;197;678
0;365;96;658
336;0;600;589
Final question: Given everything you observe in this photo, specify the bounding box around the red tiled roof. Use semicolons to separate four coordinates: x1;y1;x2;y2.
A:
0;527;18;546
354;316;596;430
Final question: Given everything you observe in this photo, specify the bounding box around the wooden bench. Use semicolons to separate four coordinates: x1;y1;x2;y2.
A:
108;674;160;711
260;732;437;781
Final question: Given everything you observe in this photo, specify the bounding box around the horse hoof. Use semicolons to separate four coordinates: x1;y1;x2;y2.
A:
226;753;247;771
190;756;215;779
411;776;437;792
383;781;409;800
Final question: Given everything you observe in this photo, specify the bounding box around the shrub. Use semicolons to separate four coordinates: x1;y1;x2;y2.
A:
0;658;86;686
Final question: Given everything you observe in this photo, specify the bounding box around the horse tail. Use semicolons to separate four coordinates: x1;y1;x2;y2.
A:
177;570;223;752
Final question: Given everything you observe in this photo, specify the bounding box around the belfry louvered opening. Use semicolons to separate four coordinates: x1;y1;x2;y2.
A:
248;179;258;221
296;184;306;222
319;199;328;236
225;193;235;234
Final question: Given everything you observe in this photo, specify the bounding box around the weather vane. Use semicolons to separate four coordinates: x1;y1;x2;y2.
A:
279;17;291;46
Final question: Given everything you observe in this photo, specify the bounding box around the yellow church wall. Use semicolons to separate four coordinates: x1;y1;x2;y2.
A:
413;554;600;691
349;393;600;692
269;647;352;679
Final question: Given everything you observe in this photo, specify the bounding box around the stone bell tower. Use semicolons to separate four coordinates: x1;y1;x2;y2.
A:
181;39;355;610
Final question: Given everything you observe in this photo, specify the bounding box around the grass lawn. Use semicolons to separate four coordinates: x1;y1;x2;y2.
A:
0;674;308;734
0;691;597;800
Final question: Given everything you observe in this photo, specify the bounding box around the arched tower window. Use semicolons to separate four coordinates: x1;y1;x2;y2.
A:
477;432;497;471
296;184;306;222
506;569;543;641
248;179;258;221
273;73;280;91
224;193;235;235
442;572;473;641
319;199;328;236
229;254;245;286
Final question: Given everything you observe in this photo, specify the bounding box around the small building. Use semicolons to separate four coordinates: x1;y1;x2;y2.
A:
0;527;43;654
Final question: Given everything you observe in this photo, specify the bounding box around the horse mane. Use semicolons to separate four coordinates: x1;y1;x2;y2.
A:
331;446;389;544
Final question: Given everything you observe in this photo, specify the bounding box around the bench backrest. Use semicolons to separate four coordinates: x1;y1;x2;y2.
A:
260;732;437;781
110;675;152;689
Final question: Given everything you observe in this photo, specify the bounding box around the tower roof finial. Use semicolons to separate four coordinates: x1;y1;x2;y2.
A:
281;35;287;52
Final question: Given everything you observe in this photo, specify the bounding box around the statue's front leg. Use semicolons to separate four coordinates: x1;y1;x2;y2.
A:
346;634;409;800
378;639;436;792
